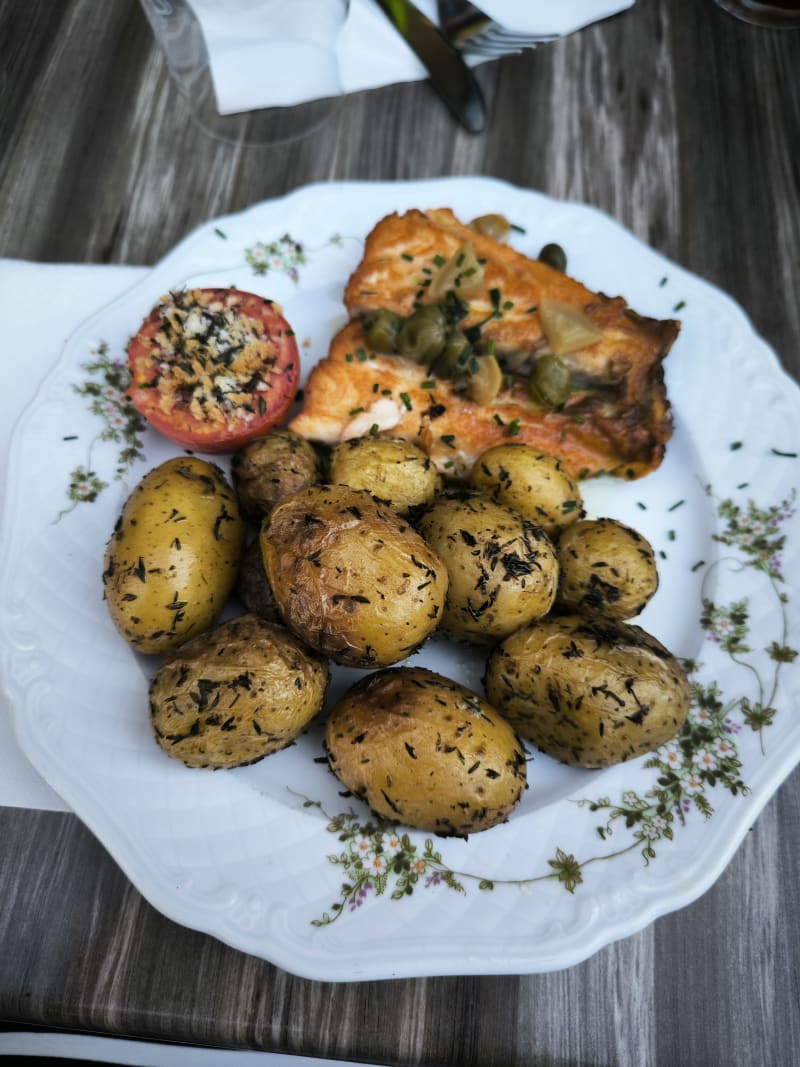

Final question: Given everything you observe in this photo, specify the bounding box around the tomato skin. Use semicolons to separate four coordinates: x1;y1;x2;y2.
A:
126;288;300;454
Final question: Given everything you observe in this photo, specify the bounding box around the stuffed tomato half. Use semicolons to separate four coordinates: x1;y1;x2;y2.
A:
126;287;300;453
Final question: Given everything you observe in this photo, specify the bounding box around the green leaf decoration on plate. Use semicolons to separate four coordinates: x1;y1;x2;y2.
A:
61;342;146;517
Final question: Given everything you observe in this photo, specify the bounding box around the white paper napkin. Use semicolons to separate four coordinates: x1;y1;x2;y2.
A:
189;0;635;114
0;260;147;813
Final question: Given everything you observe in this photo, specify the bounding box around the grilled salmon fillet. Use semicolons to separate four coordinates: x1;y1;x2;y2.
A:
291;208;680;481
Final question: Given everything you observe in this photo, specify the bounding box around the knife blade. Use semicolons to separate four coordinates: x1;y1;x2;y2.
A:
374;0;485;133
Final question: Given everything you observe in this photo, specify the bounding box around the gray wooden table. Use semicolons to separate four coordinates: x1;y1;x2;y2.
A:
1;1;799;1063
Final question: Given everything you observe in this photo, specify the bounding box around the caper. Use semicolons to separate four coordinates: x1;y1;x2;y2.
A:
396;305;448;364
538;242;567;273
431;329;472;378
528;354;572;407
470;214;512;242
364;309;403;353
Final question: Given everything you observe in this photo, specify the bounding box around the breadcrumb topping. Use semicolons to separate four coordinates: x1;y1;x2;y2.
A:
149;289;278;428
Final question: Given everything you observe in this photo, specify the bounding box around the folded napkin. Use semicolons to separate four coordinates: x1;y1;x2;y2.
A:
188;0;635;115
0;260;147;813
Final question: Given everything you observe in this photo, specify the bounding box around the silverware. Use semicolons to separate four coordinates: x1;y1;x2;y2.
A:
436;0;557;57
374;0;485;133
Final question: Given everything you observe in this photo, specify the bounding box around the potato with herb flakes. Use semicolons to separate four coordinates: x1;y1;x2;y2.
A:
469;443;584;537
324;666;527;836
149;614;329;769
102;457;245;654
556;517;658;619
260;484;448;668
235;538;280;622
484;613;690;769
418;493;558;644
328;436;441;516
231;429;322;520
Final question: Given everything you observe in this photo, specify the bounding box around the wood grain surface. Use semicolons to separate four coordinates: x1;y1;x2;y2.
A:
1;1;799;1064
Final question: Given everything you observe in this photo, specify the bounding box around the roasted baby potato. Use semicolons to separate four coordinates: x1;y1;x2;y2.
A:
556;517;658;619
468;443;584;537
103;457;245;654
418;493;558;644
328;436;441;516
231;429;322;519
260;484;448;668
324;666;527;835
235;538;280;622
149;614;329;769
484;613;690;768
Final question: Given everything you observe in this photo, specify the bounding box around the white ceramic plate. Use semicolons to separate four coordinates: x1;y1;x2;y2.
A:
2;178;798;981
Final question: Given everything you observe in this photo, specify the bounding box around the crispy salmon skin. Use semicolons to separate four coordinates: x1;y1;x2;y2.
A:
291;208;679;481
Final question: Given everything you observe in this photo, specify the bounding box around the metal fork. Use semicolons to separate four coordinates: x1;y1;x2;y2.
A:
436;0;558;57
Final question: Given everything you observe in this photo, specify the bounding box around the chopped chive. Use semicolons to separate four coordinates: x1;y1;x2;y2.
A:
673;300;686;312
668;499;685;511
730;441;743;450
771;447;798;458
214;227;227;239
668;530;676;541
691;560;706;572
399;392;413;411
441;434;456;449
349;407;364;416
508;418;521;436
659;276;668;287
493;414;505;426
401;252;413;262
421;380;436;389
62;434;78;441
369;423;379;436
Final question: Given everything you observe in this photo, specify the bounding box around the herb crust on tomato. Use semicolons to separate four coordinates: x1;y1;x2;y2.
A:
126;287;299;453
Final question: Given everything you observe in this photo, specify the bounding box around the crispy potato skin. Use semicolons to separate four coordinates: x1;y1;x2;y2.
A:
324;666;527;836
329;437;441;516
149;614;329;769
484;613;690;768
556;518;658;619
235;538;280;622
418;493;558;644
469;444;584;537
102;457;245;654
231;429;322;520
260;484;448;668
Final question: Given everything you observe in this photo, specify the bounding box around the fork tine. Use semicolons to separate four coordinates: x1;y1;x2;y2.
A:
474;29;559;47
461;32;543;57
461;41;525;58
